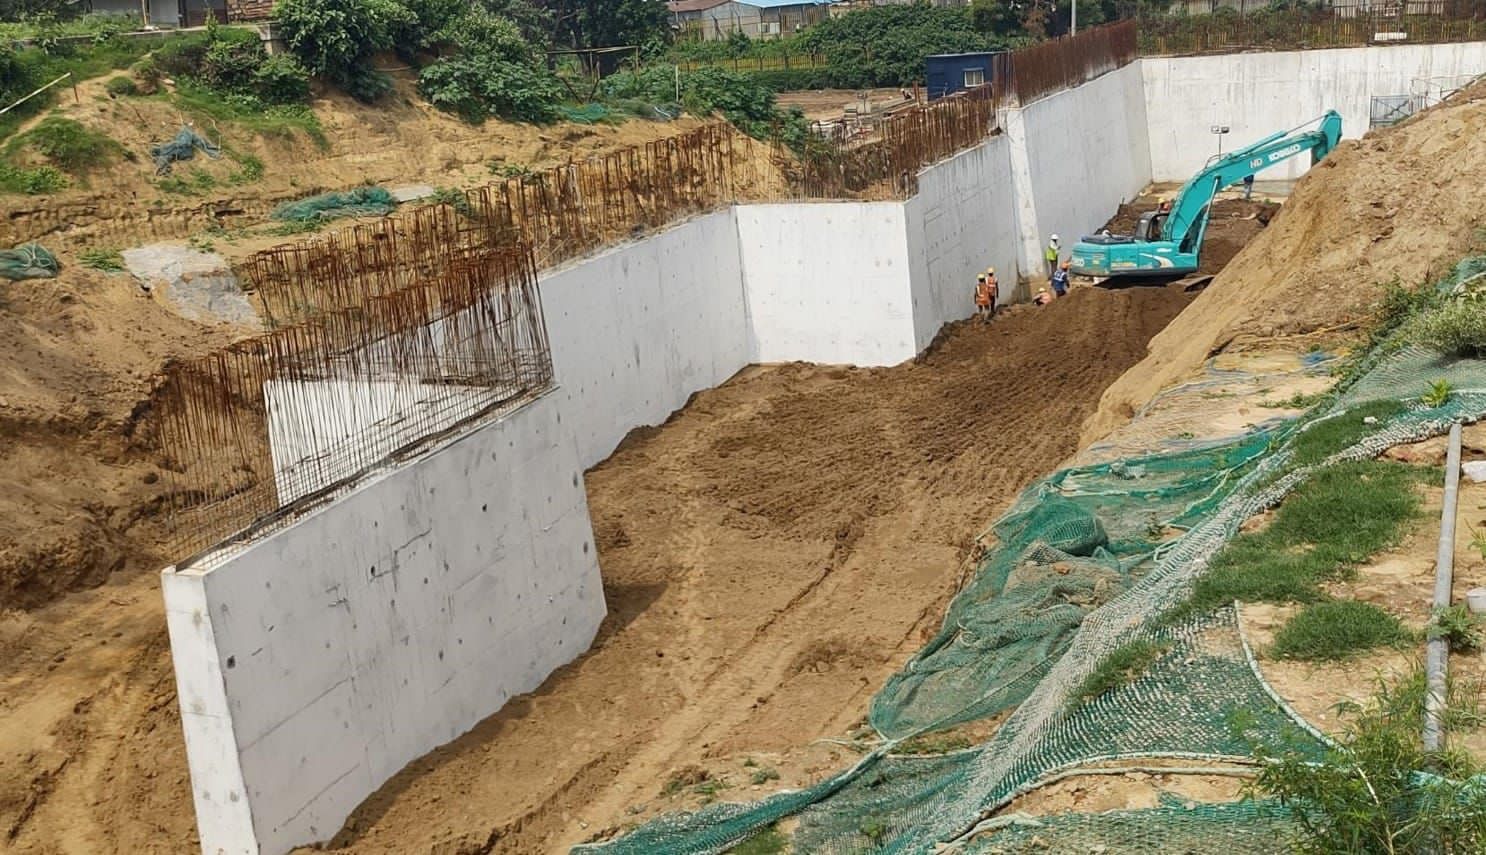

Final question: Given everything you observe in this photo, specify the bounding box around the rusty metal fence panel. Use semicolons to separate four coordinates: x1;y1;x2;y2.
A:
996;21;1139;106
1136;0;1486;54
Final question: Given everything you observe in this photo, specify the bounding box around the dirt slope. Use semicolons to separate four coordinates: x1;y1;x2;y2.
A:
305;284;1194;854
1083;84;1486;444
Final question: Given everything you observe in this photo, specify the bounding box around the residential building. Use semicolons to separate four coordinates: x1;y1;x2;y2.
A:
670;0;830;40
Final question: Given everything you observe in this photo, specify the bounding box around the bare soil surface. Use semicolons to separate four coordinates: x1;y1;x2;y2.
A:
776;87;913;122
300;284;1195;853
1085;82;1486;445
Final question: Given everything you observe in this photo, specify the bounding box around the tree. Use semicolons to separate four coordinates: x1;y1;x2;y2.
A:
417;8;562;122
542;0;669;51
275;0;411;99
970;0;1027;38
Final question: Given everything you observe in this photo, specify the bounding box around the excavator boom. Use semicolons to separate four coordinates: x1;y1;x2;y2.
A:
1070;111;1342;278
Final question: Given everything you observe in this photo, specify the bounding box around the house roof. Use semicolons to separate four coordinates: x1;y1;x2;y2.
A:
736;0;829;7
667;0;732;12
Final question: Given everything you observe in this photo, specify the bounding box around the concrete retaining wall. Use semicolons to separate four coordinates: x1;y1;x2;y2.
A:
1143;42;1486;181
164;392;602;855
540;208;751;467
1007;60;1153;273
737;202;917;366
904;134;1020;349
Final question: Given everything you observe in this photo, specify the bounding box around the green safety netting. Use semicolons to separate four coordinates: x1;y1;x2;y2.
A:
271;186;397;223
0;242;59;280
558;103;611;124
150;126;221;175
576;255;1486;855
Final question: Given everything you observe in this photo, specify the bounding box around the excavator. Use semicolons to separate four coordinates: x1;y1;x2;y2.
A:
1069;110;1343;282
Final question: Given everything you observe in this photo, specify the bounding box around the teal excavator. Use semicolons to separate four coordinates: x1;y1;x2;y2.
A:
1070;110;1343;279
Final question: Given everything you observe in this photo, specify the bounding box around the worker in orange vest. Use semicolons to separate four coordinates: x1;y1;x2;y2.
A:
974;273;994;323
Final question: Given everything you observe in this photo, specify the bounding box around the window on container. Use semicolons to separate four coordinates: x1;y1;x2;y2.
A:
963;68;985;87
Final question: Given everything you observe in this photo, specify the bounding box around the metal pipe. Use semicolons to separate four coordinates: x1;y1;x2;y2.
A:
1423;421;1462;752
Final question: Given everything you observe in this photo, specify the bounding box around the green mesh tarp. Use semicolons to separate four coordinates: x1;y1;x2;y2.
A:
271;186;396;223
576;255;1486;855
150;126;221;175
0;243;59;280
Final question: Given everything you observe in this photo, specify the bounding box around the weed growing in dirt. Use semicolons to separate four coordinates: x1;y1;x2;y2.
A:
229;152;264;185
728;825;788;854
749;766;781;785
0;161;66;194
1423;378;1454;408
1427;604;1484;653
1171;460;1427;620
1285;398;1407;469
1254;669;1486;854
78;247;124;271
4;116;125;174
158;168;217;195
1271;600;1411;661
104;74;137;97
1072;639;1170;705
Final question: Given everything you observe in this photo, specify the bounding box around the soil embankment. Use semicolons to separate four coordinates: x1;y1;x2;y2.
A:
1084;83;1486;444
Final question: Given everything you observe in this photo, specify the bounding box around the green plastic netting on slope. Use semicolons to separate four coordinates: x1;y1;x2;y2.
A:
575;255;1486;855
0;242;59;280
150;126;221;175
271;186;396;223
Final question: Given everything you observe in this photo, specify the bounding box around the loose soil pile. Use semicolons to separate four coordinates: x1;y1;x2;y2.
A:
1084;83;1486;444
311;284;1195;853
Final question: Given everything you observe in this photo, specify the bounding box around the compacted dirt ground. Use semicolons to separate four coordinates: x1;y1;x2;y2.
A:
0;282;1193;854
318;284;1196;853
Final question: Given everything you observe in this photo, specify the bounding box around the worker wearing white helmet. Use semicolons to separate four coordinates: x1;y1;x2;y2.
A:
1044;235;1060;279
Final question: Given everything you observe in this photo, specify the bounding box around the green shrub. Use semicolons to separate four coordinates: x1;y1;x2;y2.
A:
276;0;407;101
1271;600;1411;661
252;53;311;104
153;32;214;79
104;74;137;96
129;55;161;94
199;31;267;93
1423;378;1454;408
797;4;999;86
417;11;561;123
603;65;808;142
1255;670;1486;853
1413;292;1486;357
1073;639;1169;704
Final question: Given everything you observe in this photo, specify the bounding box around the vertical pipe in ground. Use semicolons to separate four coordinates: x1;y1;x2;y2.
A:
1423;421;1463;753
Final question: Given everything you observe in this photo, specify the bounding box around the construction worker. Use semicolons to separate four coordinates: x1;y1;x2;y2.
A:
1044;235;1060;279
985;266;998;315
1051;260;1071;297
974;274;992;322
1034;287;1053;306
1243;174;1255;200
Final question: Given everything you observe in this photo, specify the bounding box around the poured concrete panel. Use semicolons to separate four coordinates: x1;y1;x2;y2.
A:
737;202;916;366
163;392;602;855
1143;42;1486;181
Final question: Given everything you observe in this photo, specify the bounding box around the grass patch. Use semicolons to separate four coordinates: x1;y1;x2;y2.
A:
1284;399;1406;469
157;167;218;195
1073;639;1170;705
3;116;126;174
728;825;788;855
78;247;124;271
228;152;264;184
1259;389;1330;410
0;161;67;194
0;34;169;141
1427;603;1484;653
171;82;327;148
1172;460;1428;620
749;766;781;785
1271;599;1411;661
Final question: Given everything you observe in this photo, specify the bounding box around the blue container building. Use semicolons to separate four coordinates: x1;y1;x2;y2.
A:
925;52;999;101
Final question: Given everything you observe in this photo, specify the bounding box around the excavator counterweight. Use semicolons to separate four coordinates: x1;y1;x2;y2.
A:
1070;111;1343;279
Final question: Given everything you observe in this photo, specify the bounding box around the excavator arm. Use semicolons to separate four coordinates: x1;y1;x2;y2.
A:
1161;110;1343;247
1070;110;1343;279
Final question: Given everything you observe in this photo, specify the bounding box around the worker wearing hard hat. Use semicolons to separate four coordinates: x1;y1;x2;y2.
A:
985;267;998;318
1044;235;1060;279
974;273;993;322
1051;260;1071;297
